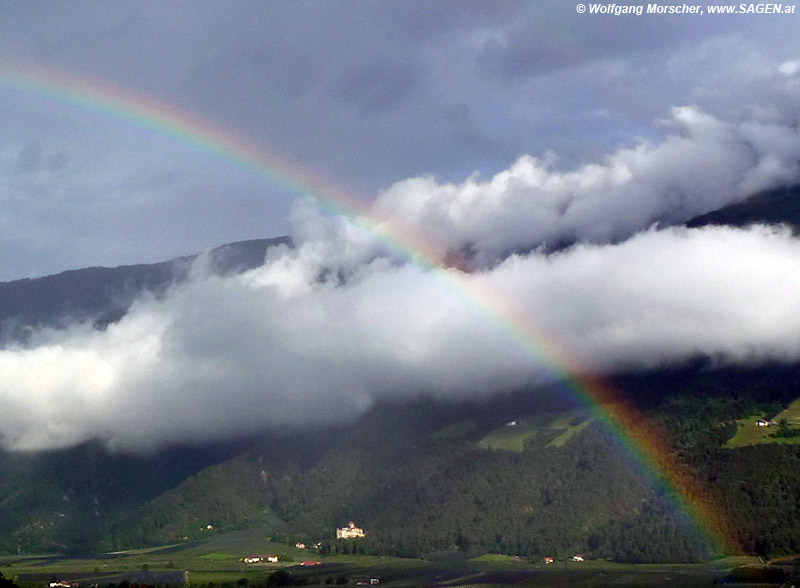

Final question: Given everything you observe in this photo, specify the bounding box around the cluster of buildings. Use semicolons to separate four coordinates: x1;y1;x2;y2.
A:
542;554;584;564
241;555;279;564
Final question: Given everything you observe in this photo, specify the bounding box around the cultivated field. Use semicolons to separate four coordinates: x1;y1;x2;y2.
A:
0;540;770;588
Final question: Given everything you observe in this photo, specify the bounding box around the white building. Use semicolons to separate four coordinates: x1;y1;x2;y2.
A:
336;521;366;539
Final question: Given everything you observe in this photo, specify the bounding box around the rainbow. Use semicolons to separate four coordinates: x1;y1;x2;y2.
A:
0;59;737;555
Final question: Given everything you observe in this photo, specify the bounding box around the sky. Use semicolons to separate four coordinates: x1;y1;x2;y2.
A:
1;1;800;451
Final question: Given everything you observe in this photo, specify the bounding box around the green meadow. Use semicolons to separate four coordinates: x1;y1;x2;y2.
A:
477;420;539;452
474;409;593;452
725;396;800;448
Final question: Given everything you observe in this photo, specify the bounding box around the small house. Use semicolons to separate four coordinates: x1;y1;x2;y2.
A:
571;554;584;562
543;556;554;564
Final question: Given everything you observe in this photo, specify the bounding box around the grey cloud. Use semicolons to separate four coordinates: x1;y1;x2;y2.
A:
335;59;420;115
474;2;737;82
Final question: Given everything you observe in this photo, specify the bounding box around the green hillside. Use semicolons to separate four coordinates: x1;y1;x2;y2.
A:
725;396;800;448
110;364;800;562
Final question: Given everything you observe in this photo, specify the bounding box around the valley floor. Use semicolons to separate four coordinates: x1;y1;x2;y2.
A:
0;533;784;588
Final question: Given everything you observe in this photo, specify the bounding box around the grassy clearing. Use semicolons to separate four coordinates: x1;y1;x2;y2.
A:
477;421;538;452
432;421;476;441
775;396;800;425
199;552;237;560
725;414;776;447
547;419;593;448
548;409;585;430
544;408;592;448
467;554;524;563
725;408;800;448
477;409;595;452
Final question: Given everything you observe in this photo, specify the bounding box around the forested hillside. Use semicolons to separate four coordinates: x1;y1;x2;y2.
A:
111;363;800;563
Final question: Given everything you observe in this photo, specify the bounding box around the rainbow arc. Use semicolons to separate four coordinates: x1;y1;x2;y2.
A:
0;58;737;555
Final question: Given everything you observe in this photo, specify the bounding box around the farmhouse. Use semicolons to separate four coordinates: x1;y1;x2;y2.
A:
336;521;366;539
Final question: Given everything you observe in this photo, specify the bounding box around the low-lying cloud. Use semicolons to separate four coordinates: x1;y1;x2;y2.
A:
2;220;800;452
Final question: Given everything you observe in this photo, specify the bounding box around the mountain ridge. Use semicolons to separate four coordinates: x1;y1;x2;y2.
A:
0;236;290;343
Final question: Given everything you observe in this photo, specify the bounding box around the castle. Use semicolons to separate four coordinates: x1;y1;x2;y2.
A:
336;521;365;539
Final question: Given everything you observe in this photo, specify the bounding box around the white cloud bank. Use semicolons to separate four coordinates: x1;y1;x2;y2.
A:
374;103;800;266
2;221;800;452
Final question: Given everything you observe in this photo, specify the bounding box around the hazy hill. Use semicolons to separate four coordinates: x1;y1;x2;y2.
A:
0;236;290;343
686;184;800;230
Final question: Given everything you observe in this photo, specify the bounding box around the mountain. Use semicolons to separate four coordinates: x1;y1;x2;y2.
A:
2;186;800;562
0;237;290;343
686;184;800;230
